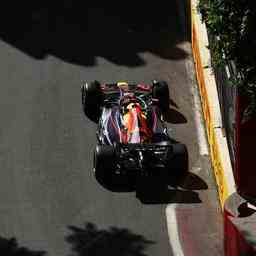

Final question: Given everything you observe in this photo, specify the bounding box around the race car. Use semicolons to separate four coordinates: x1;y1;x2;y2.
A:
81;80;188;187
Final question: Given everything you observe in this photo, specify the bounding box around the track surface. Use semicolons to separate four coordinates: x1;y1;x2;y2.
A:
0;4;223;255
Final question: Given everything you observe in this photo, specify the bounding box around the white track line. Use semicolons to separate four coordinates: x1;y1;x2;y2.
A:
192;83;209;156
166;205;184;256
186;53;209;156
165;2;209;255
175;0;209;156
165;45;209;255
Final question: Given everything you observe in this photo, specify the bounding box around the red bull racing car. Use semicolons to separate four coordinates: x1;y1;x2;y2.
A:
81;80;188;187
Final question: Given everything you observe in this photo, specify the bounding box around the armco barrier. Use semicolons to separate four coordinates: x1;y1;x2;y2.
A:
224;193;256;256
191;0;236;208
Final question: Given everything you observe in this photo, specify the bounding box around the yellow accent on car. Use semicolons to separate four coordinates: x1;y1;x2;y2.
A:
117;82;129;88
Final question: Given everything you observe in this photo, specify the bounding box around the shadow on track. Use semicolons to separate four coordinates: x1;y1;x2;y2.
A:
179;172;208;190
95;174;137;193
135;172;207;204
0;237;45;256
66;222;154;256
95;170;207;205
163;108;187;124
162;98;187;124
0;4;188;67
136;187;202;205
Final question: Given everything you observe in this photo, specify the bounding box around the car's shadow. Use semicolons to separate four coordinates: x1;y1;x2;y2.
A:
96;174;137;193
163;98;187;124
179;172;208;190
136;186;202;204
163;108;187;124
135;172;207;204
97;171;208;205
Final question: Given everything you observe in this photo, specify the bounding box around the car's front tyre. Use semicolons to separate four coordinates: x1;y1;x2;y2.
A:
81;80;102;121
152;80;170;112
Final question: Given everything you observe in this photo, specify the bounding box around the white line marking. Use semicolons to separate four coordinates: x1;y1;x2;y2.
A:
184;49;209;156
192;84;209;156
166;204;184;256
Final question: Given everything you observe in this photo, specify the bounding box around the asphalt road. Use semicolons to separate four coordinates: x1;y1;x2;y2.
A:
0;4;223;256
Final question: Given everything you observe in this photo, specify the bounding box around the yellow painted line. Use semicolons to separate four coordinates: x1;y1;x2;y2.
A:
190;0;236;208
210;128;230;207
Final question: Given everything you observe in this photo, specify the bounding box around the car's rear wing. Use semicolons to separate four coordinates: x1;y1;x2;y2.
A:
116;142;173;152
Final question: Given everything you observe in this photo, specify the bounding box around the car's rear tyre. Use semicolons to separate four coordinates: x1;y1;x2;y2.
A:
152;80;170;112
167;143;188;184
81;80;102;121
93;145;116;186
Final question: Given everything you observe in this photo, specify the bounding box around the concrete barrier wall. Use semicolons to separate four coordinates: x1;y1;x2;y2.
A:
224;193;256;255
190;0;236;208
189;2;256;255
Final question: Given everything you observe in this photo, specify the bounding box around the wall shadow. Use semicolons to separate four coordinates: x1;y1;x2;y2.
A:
0;4;188;66
0;237;45;256
66;222;154;256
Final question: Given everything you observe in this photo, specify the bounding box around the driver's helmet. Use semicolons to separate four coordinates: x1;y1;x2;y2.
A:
117;81;129;92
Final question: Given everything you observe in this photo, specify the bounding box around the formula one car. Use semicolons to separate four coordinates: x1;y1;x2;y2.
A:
81;80;188;187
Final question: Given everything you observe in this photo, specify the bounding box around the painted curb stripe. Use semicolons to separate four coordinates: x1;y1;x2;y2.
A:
190;0;236;208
